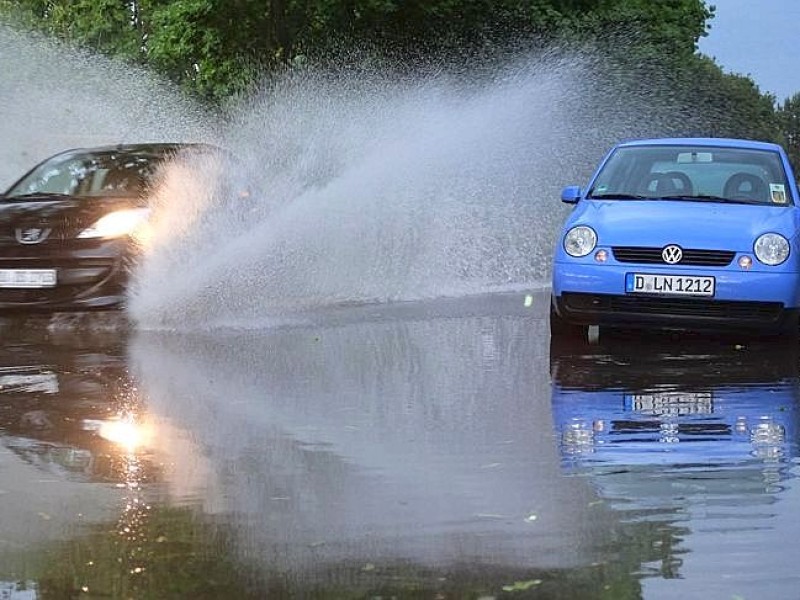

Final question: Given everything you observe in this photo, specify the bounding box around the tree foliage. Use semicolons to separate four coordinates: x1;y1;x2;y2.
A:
777;93;800;177
1;0;713;101
0;0;797;158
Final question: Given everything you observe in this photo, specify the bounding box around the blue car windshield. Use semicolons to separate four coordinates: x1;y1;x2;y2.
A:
587;145;793;206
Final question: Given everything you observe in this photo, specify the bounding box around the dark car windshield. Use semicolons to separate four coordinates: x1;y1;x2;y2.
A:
3;149;177;200
587;145;793;205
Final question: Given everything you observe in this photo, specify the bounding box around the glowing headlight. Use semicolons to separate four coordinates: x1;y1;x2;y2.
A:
78;208;151;240
564;226;597;257
561;418;595;455
754;233;790;266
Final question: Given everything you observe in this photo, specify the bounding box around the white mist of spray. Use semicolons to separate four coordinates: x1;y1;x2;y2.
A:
0;23;693;331
0;23;214;188
130;51;652;330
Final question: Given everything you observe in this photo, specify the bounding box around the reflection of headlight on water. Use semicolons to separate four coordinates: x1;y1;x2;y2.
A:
750;416;785;444
84;417;152;453
750;416;786;460
735;416;749;435
562;419;595;455
99;419;148;452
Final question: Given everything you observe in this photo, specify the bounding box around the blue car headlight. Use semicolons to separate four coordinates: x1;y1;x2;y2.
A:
564;226;597;258
754;233;790;266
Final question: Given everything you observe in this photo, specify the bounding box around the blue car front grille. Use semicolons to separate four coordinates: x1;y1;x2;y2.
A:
612;246;735;266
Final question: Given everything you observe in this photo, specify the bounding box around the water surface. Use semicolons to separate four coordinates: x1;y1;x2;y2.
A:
1;296;799;598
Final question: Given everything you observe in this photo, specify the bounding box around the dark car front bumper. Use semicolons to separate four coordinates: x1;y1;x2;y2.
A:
554;292;799;333
0;239;135;312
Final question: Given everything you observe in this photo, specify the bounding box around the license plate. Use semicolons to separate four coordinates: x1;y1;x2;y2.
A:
0;268;57;288
625;273;714;297
625;391;713;416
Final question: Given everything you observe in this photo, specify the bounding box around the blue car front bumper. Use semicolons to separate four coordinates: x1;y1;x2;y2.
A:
552;261;800;331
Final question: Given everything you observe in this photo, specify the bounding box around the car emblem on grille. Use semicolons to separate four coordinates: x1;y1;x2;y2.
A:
662;244;683;264
15;227;51;245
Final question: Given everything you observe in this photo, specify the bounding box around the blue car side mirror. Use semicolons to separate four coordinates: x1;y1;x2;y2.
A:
561;185;581;204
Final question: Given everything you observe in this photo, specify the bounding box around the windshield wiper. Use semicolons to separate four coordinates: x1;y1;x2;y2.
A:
660;194;764;205
588;193;650;200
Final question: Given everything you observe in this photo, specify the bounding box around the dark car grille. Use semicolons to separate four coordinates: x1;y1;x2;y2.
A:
612;246;736;267
0;239;132;310
563;293;784;322
0;260;120;306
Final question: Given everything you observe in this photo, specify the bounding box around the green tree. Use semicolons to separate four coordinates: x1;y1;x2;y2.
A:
0;0;142;56
777;93;800;178
0;0;785;150
571;0;712;59
138;0;264;100
0;0;717;102
672;55;782;141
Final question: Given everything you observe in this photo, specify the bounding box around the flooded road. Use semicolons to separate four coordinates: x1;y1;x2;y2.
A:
1;292;800;598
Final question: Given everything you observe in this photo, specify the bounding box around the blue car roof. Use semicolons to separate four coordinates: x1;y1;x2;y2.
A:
617;137;784;152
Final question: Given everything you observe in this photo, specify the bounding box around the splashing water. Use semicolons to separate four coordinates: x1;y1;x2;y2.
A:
0;24;703;331
0;23;213;188
132;50;685;330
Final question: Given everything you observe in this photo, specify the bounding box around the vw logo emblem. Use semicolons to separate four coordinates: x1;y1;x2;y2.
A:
15;227;51;245
662;244;683;264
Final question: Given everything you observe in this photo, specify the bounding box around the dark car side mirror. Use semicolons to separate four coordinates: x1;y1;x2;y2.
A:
561;185;581;204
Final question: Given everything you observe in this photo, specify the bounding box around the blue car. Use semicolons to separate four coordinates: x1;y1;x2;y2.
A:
551;138;800;337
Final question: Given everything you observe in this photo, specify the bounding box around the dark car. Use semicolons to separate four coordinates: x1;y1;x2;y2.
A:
0;143;203;311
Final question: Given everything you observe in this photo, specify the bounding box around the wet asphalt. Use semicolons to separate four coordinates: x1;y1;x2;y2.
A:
0;291;799;599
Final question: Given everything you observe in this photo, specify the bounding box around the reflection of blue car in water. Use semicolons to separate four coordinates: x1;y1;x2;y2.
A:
549;341;800;596
550;341;799;467
555;384;795;466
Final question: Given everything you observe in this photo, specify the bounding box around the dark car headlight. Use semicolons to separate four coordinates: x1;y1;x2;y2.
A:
754;233;789;266
77;208;151;240
564;226;598;258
